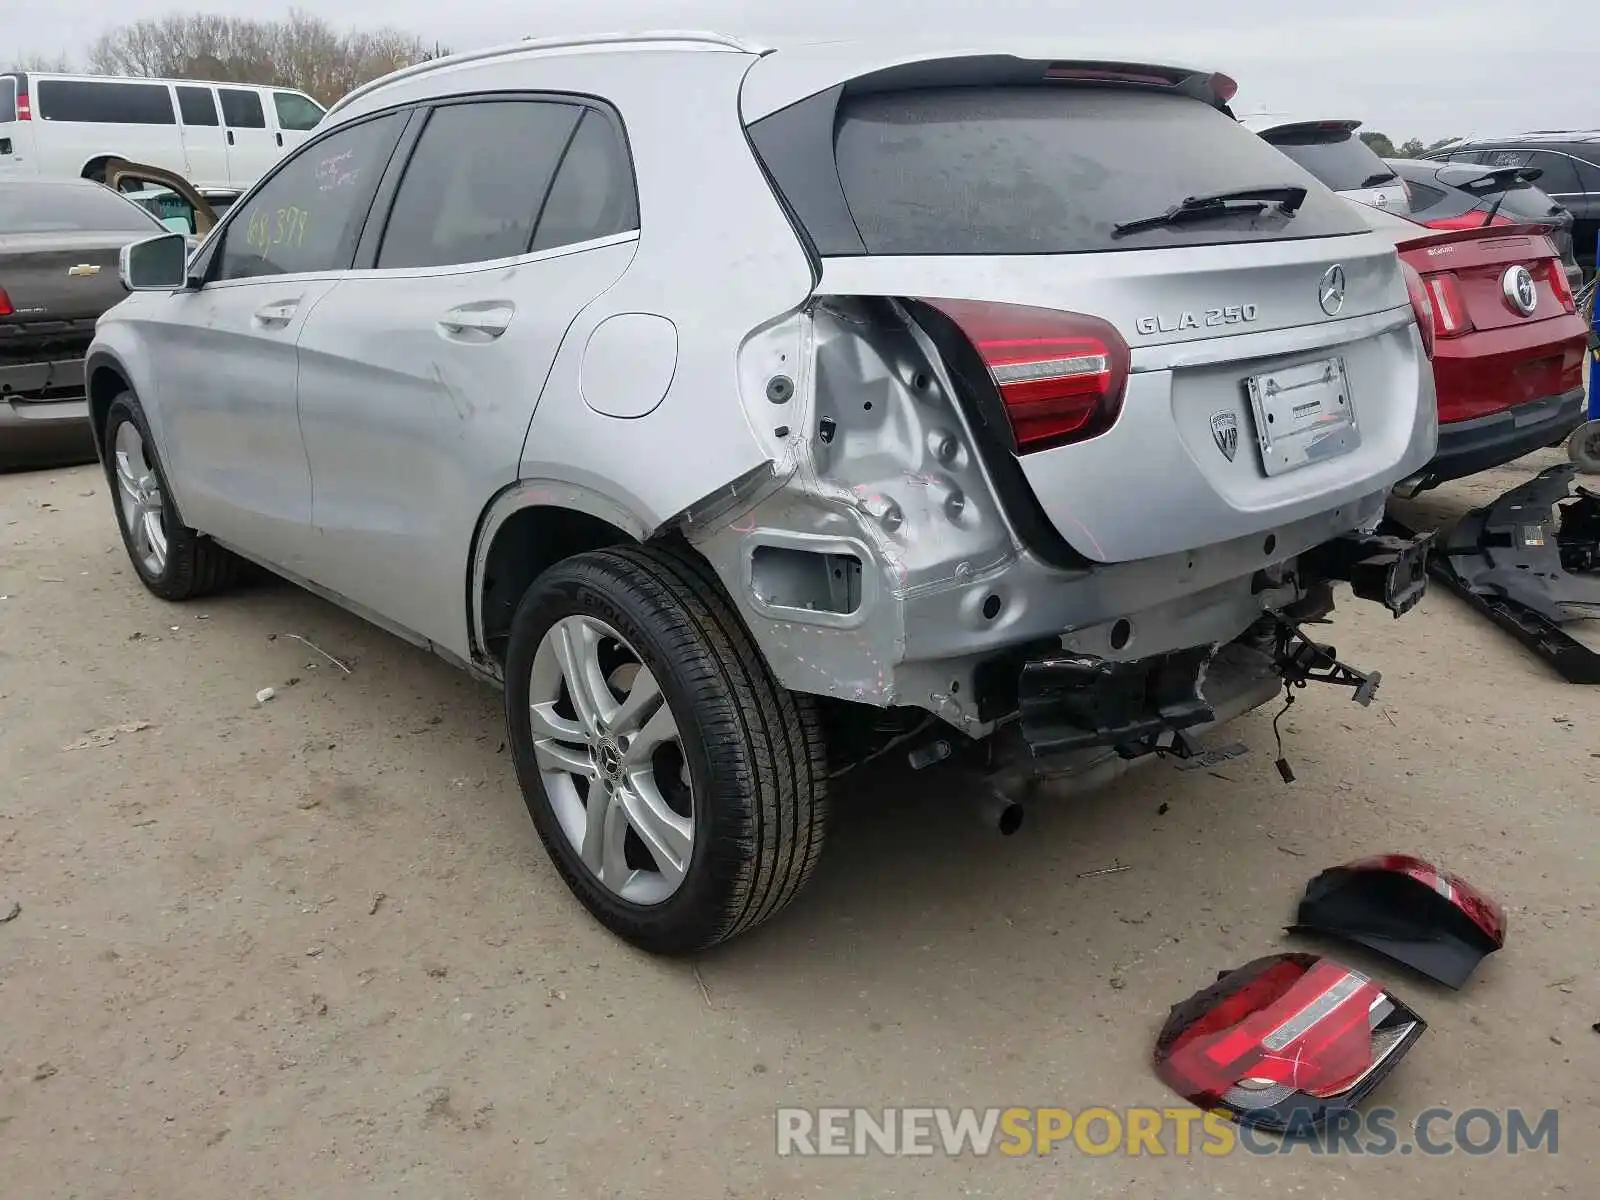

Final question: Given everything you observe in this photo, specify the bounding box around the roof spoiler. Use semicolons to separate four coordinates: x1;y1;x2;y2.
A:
1458;166;1544;193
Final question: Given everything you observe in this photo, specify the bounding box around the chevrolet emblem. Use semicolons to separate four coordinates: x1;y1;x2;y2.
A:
67;264;102;277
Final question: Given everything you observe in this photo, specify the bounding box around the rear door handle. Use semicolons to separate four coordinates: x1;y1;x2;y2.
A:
226;130;235;145
252;300;299;327
275;132;283;147
438;302;515;341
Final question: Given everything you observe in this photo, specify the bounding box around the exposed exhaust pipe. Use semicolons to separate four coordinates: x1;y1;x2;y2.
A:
979;788;1025;836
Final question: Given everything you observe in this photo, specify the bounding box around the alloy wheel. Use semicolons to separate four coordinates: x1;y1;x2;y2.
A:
528;615;694;905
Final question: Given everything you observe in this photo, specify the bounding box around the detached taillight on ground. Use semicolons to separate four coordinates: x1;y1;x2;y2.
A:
1399;262;1436;359
1289;855;1506;988
919;298;1131;453
1154;953;1426;1133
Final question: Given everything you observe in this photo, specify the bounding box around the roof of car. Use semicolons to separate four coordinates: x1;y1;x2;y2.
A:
328;30;1218;124
1449;130;1600;147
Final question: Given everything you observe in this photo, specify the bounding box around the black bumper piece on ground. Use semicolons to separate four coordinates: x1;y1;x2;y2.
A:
1397;387;1586;496
1389;463;1600;684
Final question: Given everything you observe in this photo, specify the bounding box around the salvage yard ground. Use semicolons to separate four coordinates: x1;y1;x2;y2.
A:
1;450;1595;1198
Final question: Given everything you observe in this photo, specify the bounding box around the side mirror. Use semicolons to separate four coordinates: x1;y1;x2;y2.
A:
119;232;190;292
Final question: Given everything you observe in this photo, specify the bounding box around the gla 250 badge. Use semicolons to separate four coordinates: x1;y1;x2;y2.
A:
1135;304;1260;336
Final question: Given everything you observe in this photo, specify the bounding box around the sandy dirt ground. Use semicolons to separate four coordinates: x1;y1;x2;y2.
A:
1;448;1596;1198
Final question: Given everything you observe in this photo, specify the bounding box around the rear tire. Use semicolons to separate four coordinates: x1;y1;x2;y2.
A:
504;543;829;955
103;391;242;601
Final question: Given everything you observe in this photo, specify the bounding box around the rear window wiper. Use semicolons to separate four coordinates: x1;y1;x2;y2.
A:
1360;171;1399;187
1112;185;1309;238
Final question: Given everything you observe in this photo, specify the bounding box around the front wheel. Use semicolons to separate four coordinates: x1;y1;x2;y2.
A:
103;391;241;600
504;544;829;955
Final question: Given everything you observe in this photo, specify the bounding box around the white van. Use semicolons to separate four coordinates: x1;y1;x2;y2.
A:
0;71;325;194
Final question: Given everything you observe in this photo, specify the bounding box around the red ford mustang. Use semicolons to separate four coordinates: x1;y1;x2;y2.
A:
1362;204;1589;493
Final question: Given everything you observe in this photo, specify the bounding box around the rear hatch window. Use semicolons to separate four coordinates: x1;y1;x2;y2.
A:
753;86;1368;256
1260;127;1394;193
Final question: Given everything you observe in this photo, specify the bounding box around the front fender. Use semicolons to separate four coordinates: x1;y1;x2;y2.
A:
85;317;189;518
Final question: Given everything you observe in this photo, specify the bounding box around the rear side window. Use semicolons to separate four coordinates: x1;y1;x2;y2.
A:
219;88;266;129
1259;128;1392;192
274;92;324;132
376;100;582;269
0;181;160;233
1522;151;1580;195
1403;181;1449;215
1;77;16;124
217;112;403;281
176;86;218;126
530;109;639;251
36;79;175;125
763;87;1366;257
1575;157;1600;191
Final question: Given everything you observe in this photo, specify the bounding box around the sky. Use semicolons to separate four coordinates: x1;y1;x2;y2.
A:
12;0;1598;141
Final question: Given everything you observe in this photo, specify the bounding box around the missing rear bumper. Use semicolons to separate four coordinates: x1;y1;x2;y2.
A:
1018;645;1216;758
1299;528;1433;618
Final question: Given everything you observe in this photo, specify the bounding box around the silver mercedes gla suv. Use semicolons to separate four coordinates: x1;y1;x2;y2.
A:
88;33;1439;953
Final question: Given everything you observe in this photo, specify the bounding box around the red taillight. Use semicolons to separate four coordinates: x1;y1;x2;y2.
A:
14;92;29;120
1399;262;1436;359
1208;72;1239;103
0;286;12;317
1423;271;1472;339
920;298;1130;454
1544;258;1576;313
1342;854;1507;943
1154;953;1426;1132
1424;212;1513;231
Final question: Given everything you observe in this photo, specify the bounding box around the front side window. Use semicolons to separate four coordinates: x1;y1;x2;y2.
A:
273;92;325;132
36;79;175;125
376;99;583;270
216;113;402;281
218;88;266;130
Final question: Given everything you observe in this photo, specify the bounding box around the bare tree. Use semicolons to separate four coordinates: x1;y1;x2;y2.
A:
3;52;76;73
86;9;437;105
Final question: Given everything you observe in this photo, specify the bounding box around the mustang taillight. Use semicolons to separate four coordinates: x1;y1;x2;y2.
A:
1154;953;1426;1133
1399;262;1436;359
1424;271;1473;339
1544;259;1577;313
1290;854;1506;988
919;298;1131;453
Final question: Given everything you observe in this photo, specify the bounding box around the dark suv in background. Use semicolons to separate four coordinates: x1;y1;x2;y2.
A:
1429;132;1600;278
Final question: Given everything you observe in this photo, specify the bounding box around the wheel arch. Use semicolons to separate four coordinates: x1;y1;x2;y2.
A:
86;350;133;466
470;481;653;671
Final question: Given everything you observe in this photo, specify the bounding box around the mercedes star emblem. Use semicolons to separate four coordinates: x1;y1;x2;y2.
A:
1318;264;1347;317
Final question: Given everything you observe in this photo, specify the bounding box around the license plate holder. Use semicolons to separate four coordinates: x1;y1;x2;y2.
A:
1244;356;1358;477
